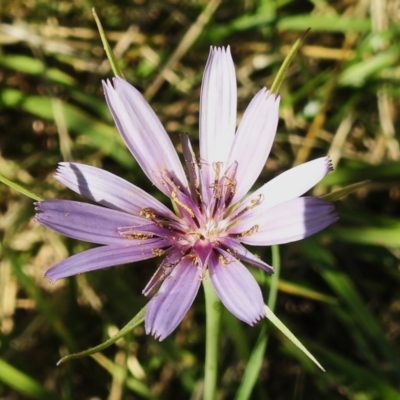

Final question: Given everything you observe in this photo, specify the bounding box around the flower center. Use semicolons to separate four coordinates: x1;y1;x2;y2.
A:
200;218;226;241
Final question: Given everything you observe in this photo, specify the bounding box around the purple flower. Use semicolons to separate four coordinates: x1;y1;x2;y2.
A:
36;47;337;340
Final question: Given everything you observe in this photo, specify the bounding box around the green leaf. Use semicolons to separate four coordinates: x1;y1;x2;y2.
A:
0;55;76;84
0;173;43;201
264;304;325;371
321;180;370;201
234;325;267;400
301;238;400;375
339;49;399;87
331;226;400;247
316;346;400;399
57;305;146;364
270;30;309;94
1;89;134;168
5;247;75;349
235;246;281;400
92;8;125;78
317;161;400;187
275;279;338;305
277;15;371;32
0;358;57;400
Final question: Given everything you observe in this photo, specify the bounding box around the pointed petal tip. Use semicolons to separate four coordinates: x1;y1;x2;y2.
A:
146;328;165;341
327;156;334;172
43;270;57;284
101;78;112;90
249;309;266;326
209;252;266;325
210;45;231;54
242;307;266;326
144;258;200;342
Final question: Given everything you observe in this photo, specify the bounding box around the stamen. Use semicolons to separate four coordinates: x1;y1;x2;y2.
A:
231;194;263;220
122;232;154;240
240;225;259;237
139;207;167;228
226;248;238;259
140;207;157;219
210;162;222;199
188;253;199;265
152;248;166;257
171;190;195;218
180;133;204;207
218;254;228;265
222;176;236;206
189;232;203;240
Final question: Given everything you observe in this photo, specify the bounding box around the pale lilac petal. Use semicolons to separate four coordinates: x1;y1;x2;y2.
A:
44;240;168;283
234;157;333;216
231;197;337;246
103;77;188;197
145;257;200;340
199;47;237;199
208;251;265;325
218;238;274;274
228;89;280;203
35;200;145;245
142;246;191;296
56;162;177;219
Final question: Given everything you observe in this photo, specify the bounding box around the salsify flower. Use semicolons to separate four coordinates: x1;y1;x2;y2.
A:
36;46;337;340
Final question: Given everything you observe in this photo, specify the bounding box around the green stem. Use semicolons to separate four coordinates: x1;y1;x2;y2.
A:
92;8;125;78
234;246;281;400
57;305;146;365
270;30;309;95
203;277;222;400
267;245;281;311
0;174;43;201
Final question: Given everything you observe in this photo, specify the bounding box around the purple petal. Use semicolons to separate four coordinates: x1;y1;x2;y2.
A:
231;197;337;246
35;200;145;245
234;157;333;216
145;256;200;340
228;88;280;203
44;239;168;283
208;250;265;325
103;77;188;197
199;47;237;200
218;238;274;274
56;162;177;219
142;246;191;296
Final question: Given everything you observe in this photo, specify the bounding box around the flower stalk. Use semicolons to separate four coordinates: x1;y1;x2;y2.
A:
203;276;222;400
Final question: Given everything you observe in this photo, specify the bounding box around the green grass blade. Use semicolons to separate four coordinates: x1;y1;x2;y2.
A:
235;246;281;400
277;15;371;32
321;180;370;201
0;358;57;400
57;305;146;365
5;247;75;349
316;346;400;399
270;31;309;94
92;8;125;78
0;174;43;201
264;304;325;371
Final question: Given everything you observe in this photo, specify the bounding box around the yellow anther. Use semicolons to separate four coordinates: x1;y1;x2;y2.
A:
171;190;195;218
123;232;154;240
152;248;165;257
241;225;259;237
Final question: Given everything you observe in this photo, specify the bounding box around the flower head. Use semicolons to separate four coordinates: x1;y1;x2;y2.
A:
36;47;337;340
